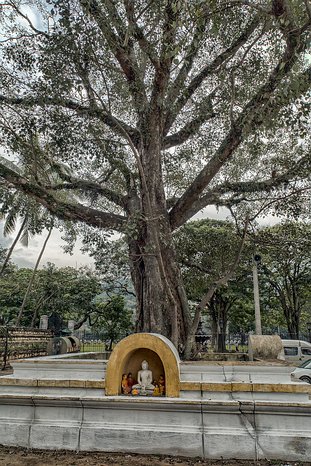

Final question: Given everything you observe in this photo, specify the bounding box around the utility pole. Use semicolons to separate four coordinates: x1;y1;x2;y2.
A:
252;254;262;335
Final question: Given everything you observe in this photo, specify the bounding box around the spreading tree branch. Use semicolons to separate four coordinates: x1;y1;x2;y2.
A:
163;91;216;149
164;3;211;113
182;153;311;220
5;1;49;36
0;162;126;231
169;22;310;229
164;15;261;134
0;95;140;146
148;0;181;121
46;180;126;208
79;0;148;113
123;0;160;70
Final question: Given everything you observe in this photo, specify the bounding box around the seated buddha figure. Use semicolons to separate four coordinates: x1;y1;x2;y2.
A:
132;360;155;395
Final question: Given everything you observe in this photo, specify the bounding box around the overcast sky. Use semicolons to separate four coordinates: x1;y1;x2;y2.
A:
0;223;94;269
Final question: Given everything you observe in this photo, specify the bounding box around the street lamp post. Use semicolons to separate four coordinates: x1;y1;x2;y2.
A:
307;322;311;343
253;254;262;335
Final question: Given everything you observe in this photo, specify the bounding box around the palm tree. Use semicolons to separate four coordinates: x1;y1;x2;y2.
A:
0;193;54;325
0;188;50;274
0;153;55;324
16;223;54;327
0;217;28;276
0;135;72;325
0;194;38;276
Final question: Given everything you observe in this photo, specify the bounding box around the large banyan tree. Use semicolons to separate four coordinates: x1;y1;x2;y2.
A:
0;0;310;351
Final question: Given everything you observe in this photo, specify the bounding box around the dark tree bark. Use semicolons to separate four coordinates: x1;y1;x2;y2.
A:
126;143;191;348
209;290;234;353
267;269;304;341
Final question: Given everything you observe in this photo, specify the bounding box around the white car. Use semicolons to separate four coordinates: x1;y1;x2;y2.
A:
291;359;311;384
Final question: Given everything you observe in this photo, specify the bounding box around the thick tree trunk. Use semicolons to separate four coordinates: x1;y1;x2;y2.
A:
208;291;230;353
124;139;190;350
285;307;300;339
276;284;300;340
128;226;190;351
211;320;217;350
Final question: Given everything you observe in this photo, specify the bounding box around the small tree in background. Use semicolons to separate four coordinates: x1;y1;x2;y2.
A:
256;222;311;339
174;219;252;351
93;296;133;350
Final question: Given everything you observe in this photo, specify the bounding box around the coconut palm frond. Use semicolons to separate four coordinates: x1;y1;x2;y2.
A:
0;156;22;175
20;224;31;247
3;208;19;236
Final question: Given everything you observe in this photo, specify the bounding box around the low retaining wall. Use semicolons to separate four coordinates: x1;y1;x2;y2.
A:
4;356;309;401
180;361;295;383
10;355;106;380
10;354;294;383
0;327;53;367
0;395;310;460
1;351;310;461
0;377;310;402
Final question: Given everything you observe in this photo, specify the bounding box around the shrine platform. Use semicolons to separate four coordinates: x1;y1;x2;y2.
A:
0;334;310;460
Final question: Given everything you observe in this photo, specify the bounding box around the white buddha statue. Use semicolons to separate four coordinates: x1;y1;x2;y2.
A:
133;360;154;394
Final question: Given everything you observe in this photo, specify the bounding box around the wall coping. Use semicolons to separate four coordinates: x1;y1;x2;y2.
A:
0;377;310;394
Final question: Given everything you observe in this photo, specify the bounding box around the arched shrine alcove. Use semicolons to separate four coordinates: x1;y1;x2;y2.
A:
105;333;180;397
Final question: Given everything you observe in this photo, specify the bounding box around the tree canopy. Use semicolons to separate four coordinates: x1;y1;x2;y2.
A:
174;218;311;344
0;261;102;325
0;0;310;352
256;221;311;338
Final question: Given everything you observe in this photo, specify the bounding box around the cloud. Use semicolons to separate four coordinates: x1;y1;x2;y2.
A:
0;233;11;248
12;256;36;269
0;221;94;269
193;206;229;221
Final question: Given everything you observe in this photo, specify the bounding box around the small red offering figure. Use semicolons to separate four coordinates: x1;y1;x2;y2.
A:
127;372;135;392
158;374;165;396
121;374;130;394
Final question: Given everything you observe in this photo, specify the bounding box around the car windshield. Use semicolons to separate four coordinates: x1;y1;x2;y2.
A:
299;359;311;369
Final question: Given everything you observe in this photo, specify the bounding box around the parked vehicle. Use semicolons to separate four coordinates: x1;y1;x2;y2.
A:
291;359;311;384
281;339;311;363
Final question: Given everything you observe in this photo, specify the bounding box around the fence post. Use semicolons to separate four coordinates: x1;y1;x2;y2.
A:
1;326;9;371
83;329;86;352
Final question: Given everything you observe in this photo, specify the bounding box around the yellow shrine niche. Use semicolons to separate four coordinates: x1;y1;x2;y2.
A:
105;333;180;398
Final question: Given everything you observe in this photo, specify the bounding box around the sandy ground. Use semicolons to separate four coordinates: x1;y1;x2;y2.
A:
0;448;310;466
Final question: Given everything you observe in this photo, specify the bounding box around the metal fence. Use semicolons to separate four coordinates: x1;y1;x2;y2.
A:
0;326;53;370
73;330;107;353
196;331;311;354
1;326;310;368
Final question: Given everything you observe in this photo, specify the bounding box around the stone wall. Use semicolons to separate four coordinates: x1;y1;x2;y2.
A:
0;395;310;460
0;327;53;367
